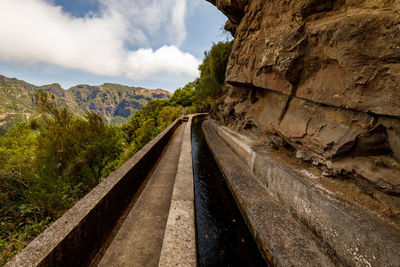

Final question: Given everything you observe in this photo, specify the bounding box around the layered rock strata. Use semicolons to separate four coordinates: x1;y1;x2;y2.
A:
207;0;400;265
209;0;400;192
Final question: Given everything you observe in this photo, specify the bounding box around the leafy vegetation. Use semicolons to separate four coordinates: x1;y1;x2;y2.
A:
170;41;233;111
0;93;124;263
0;41;232;264
0;114;28;135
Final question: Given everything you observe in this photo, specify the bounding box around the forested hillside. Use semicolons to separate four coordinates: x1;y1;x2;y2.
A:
0;41;232;264
0;76;171;135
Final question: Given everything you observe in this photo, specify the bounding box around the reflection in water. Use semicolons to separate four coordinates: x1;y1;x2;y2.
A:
192;120;267;267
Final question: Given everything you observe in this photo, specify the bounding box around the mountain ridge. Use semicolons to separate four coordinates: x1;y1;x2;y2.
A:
0;74;172;134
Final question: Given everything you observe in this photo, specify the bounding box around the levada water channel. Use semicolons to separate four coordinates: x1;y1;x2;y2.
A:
192;118;267;267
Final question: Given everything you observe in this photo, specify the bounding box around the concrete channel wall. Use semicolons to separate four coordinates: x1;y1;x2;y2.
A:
158;113;208;266
7;118;183;267
205;120;400;266
203;120;334;266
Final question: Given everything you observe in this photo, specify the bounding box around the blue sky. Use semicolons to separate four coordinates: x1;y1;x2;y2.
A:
0;0;229;92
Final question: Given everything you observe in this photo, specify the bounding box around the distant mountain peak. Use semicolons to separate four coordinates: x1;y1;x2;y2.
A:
0;74;172;133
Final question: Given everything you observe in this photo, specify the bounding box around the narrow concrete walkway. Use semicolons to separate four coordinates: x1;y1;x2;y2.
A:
98;122;186;267
158;116;196;266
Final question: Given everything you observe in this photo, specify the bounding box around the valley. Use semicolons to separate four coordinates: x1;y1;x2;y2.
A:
0;74;171;134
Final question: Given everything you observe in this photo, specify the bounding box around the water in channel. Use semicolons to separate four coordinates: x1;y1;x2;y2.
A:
192;120;267;267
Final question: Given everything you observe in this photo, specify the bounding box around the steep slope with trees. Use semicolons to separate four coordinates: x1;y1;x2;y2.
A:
0;75;171;134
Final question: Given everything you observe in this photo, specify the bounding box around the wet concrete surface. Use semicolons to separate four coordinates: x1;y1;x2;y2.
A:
192;120;266;267
97;123;186;267
158;116;197;266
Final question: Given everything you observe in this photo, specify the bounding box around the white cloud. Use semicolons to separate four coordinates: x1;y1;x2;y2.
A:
125;45;200;78
0;0;201;80
99;0;189;46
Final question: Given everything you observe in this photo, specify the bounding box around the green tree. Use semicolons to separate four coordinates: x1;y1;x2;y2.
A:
169;82;197;107
198;41;233;100
0;123;37;206
32;94;124;215
0;123;42;264
157;106;183;129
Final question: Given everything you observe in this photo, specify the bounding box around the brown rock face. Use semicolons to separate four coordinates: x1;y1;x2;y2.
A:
210;0;400;188
225;0;400;115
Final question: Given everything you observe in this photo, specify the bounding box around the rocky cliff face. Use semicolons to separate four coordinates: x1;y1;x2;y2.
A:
209;0;400;193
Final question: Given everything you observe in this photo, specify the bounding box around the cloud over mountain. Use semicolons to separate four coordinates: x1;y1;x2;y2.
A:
0;0;201;80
